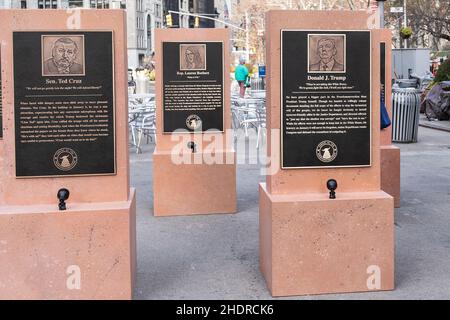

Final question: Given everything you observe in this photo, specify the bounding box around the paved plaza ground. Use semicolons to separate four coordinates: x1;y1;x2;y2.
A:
130;126;450;299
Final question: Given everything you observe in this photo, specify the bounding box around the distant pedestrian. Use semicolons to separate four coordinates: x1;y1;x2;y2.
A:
235;56;249;98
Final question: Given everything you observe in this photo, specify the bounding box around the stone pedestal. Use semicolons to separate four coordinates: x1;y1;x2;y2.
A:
153;150;236;216
152;28;236;216
0;190;136;300
259;184;394;297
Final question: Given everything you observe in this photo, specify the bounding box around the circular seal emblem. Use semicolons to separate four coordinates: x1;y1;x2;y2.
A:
186;114;202;130
316;140;338;163
53;148;78;171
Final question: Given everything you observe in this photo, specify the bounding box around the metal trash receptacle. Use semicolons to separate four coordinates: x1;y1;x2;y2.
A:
392;87;421;143
250;77;265;90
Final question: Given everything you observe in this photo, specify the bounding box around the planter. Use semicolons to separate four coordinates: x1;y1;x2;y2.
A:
400;27;413;39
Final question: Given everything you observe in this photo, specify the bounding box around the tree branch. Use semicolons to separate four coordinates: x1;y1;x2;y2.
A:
419;26;450;42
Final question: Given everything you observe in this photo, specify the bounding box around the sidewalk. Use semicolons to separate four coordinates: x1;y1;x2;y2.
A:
419;114;450;132
130;127;450;299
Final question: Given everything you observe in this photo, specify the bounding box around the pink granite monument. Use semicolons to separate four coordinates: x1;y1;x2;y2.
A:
260;10;395;296
0;9;135;299
377;31;401;208
153;28;236;216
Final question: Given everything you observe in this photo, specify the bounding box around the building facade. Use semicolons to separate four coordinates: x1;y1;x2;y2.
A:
0;0;163;69
163;0;219;29
191;0;215;28
144;0;163;57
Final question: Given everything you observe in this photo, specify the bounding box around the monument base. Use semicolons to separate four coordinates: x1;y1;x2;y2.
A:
259;183;394;297
153;149;236;216
0;189;136;300
381;145;401;208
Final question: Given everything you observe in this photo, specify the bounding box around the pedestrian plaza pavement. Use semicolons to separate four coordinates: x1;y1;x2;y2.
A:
130;127;450;299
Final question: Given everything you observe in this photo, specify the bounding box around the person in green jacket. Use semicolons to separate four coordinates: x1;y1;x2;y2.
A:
235;56;249;97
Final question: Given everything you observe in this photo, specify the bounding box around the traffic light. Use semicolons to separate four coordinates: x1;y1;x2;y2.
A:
166;14;172;27
194;16;200;28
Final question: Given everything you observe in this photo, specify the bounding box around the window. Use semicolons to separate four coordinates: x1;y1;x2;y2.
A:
155;3;161;18
147;22;152;51
21;1;27;8
139;54;145;66
68;0;83;7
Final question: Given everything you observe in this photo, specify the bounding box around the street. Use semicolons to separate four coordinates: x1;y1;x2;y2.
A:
131;126;450;299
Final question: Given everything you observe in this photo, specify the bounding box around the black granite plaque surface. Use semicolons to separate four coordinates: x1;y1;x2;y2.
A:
162;42;224;133
13;31;115;177
281;30;371;168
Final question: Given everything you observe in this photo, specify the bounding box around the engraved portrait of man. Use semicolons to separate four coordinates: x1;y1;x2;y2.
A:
42;36;85;76
180;44;206;70
308;35;345;73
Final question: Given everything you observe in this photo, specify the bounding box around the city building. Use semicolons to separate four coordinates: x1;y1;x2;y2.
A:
0;0;163;69
0;1;125;11
144;0;163;56
162;0;188;28
163;0;219;29
189;0;215;28
214;0;233;25
162;0;179;27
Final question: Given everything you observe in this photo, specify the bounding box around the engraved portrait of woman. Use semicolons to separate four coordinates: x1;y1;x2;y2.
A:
180;44;206;70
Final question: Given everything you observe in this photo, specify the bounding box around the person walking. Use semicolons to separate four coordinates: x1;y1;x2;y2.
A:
235;56;249;98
